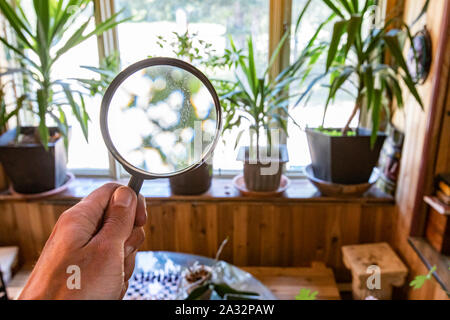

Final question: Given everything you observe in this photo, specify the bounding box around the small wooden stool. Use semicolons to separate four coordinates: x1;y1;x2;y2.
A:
342;243;408;300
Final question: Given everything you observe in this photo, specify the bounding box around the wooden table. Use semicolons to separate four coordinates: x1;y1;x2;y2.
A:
242;263;340;300
7;257;341;300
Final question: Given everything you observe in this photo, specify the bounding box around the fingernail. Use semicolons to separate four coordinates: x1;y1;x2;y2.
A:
125;245;135;256
112;187;133;207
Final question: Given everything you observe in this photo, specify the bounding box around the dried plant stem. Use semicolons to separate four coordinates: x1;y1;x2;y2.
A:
215;237;229;261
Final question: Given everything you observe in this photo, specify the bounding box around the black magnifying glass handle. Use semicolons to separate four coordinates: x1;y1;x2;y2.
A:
128;176;144;196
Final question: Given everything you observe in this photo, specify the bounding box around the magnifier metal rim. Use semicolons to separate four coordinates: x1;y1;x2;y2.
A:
100;57;222;179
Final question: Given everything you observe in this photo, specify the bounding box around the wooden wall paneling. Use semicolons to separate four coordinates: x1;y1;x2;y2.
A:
434;91;450;173
359;206;394;244
0;199;396;283
303;204;327;266
0;203;17;246
409;0;450;236
205;203;219;259
334;205;362;278
246;204;262;266
275;205;293;267
232;203;248;266
259;204;276;266
191;203;216;258
143;202;159;251
216;203;234;263
392;0;450;299
13;203;37;264
290;204;305;266
174;202;193;254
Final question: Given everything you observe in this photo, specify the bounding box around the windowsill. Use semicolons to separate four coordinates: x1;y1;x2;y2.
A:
0;176;395;205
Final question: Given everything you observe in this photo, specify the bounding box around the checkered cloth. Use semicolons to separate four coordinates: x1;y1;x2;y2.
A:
124;270;181;300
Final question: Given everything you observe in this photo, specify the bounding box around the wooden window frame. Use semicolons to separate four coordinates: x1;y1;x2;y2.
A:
89;0;295;179
2;0;389;179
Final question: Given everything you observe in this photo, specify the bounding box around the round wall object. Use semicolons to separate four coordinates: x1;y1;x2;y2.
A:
407;27;432;84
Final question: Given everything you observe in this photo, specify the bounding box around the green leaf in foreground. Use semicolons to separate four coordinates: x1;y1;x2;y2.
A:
295;288;318;300
410;266;436;290
185;284;210;300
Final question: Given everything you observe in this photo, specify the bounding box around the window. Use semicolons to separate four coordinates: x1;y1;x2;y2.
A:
61;16;110;173
12;1;110;174
287;0;362;171
2;0;374;178
115;0;269;173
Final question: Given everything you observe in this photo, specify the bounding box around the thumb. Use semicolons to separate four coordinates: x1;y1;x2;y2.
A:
98;186;137;242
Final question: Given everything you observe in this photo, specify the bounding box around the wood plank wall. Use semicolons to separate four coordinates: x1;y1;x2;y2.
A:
0;199;394;282
392;0;450;300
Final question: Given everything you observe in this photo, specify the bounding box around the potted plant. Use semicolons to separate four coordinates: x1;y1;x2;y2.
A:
299;0;423;185
0;0;128;194
0;70;26;191
220;28;324;192
182;239;260;300
154;30;231;195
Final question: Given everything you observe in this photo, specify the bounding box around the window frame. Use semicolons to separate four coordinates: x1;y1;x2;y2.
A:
71;0;120;179
82;0;296;179
2;0;384;179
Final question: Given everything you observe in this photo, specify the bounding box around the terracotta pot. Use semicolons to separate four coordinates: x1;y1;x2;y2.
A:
237;146;289;192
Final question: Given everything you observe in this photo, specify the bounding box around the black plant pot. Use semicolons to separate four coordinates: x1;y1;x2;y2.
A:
237;145;289;192
305;128;386;185
0;127;67;194
169;161;213;195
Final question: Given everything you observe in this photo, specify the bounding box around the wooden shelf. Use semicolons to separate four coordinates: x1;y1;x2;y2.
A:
408;237;450;295
424;196;450;215
0;177;395;205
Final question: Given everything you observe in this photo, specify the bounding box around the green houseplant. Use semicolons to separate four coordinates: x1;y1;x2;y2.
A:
220;30;325;192
219;0;329;192
0;0;128;193
299;0;424;185
221;36;290;192
153;30;231;195
0;69;26;191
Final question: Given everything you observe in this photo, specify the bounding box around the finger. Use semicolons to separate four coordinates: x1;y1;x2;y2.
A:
135;195;147;227
120;281;129;299
124;227;145;257
56;183;122;242
97;186;137;242
124;252;137;281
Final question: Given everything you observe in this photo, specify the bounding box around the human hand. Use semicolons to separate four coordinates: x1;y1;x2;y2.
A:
19;183;147;300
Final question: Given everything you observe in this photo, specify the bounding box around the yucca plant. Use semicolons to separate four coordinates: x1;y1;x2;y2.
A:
76;51;121;97
0;0;129;149
219;15;328;191
300;0;424;145
220;34;324;155
220;0;331;157
0;69;27;134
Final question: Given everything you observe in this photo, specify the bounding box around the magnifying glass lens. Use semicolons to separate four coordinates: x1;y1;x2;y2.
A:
107;65;218;176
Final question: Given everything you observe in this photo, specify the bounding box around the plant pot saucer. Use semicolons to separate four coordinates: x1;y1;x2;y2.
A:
232;174;290;197
8;172;75;200
305;165;379;197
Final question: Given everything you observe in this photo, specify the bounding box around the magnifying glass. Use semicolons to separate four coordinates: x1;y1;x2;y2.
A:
100;58;222;195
